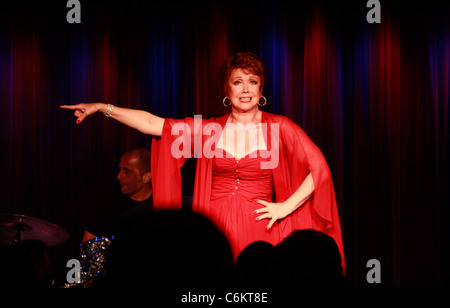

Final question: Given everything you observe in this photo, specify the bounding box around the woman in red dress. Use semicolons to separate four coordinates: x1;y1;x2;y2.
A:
61;52;345;271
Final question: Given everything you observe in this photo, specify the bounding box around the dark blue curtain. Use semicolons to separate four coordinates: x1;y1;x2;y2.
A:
0;0;449;287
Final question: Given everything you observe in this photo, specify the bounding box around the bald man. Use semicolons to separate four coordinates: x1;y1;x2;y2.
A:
82;149;153;243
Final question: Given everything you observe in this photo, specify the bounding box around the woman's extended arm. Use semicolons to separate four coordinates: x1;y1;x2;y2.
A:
60;103;165;136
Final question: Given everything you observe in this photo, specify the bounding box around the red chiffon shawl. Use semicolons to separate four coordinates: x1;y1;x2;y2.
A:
151;111;345;270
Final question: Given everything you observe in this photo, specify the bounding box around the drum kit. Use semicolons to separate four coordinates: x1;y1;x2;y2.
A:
0;213;110;287
0;214;69;247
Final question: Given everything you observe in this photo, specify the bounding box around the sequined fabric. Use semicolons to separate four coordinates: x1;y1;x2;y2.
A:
80;236;113;284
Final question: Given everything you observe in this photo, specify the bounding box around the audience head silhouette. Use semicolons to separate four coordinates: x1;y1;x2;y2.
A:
0;240;53;288
103;210;234;290
235;241;281;290
276;229;347;288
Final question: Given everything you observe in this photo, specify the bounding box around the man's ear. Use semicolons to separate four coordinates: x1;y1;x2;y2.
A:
142;171;151;184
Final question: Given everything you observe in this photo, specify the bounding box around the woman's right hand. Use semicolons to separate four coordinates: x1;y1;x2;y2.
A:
60;103;104;124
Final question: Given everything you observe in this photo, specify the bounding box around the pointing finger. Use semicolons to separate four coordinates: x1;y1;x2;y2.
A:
60;104;82;110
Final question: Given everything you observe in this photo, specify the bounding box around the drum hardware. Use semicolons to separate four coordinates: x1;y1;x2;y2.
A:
0;213;69;246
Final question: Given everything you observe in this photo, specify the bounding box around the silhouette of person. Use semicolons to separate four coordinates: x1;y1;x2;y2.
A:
101;210;234;294
234;241;282;290
0;240;53;288
276;229;348;288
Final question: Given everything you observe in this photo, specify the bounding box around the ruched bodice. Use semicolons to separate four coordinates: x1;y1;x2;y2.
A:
211;149;273;202
209;149;281;259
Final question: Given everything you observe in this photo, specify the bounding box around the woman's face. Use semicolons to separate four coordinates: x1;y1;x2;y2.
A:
226;68;263;112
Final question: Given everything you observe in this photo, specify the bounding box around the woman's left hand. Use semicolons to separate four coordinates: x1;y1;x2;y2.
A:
254;200;291;230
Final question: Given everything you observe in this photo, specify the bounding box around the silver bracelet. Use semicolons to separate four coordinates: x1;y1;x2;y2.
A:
104;104;114;117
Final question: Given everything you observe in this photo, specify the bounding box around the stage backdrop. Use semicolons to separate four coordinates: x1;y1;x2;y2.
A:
0;1;448;287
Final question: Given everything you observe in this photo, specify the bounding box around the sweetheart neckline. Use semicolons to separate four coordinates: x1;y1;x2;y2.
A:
214;147;268;160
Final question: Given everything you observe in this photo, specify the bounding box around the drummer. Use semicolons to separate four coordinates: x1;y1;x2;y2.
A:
82;148;153;243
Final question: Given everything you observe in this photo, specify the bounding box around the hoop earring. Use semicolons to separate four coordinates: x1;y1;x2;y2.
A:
258;96;267;107
222;97;231;107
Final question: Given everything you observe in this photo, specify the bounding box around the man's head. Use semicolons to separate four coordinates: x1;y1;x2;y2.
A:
116;149;151;201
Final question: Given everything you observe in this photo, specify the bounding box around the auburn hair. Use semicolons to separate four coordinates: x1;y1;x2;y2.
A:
220;52;267;92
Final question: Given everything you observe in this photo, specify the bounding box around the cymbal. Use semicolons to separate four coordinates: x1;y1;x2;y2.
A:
0;214;70;246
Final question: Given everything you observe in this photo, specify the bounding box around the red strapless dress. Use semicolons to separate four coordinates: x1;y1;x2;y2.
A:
210;149;282;259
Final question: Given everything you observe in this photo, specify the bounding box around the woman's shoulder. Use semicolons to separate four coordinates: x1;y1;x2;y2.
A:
262;111;301;130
